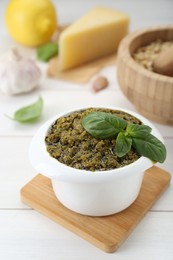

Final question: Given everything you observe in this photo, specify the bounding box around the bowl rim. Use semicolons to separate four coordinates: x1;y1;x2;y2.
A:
29;106;164;183
118;24;173;83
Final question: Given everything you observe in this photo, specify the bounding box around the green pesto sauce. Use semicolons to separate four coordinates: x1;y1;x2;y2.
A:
45;108;141;171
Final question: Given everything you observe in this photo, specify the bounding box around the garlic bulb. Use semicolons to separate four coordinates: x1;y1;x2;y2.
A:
0;48;41;95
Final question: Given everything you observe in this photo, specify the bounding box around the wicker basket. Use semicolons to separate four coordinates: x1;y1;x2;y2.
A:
117;25;173;125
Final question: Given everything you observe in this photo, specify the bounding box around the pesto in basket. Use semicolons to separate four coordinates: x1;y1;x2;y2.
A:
45;108;141;171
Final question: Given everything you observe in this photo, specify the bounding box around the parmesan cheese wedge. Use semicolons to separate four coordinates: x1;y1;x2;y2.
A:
59;7;129;70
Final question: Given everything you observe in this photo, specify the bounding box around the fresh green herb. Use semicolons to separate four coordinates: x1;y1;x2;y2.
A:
5;96;43;123
126;124;152;138
37;42;58;62
82;112;127;139
82;112;166;163
115;132;132;157
132;134;166;163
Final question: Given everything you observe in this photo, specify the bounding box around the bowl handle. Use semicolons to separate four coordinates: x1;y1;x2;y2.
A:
35;162;62;179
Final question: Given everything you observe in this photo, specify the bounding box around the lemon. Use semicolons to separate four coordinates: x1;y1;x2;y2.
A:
5;0;57;47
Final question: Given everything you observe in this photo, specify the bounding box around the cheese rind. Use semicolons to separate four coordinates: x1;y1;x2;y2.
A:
59;7;129;70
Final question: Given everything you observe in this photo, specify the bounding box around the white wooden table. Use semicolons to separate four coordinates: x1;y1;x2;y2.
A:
0;0;173;259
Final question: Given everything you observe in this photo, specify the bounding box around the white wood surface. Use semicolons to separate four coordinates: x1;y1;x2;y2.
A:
0;0;173;259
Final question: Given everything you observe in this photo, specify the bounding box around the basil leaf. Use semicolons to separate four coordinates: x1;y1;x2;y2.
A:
132;134;166;163
82;112;127;139
115;132;132;157
37;42;58;62
126;124;152;138
11;97;43;123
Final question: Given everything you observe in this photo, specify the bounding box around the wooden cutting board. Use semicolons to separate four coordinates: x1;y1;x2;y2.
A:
48;53;116;83
21;166;171;253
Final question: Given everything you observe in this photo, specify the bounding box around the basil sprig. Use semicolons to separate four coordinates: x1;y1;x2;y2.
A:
37;42;58;62
82;112;166;163
115;132;132;157
82;112;127;139
5;96;43;123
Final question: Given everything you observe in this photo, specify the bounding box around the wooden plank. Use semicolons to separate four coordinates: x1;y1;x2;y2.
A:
0;88;133;136
21;166;171;253
0;210;173;259
0;87;173;137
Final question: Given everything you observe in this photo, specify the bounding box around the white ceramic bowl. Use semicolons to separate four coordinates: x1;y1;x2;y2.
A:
29;107;163;216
